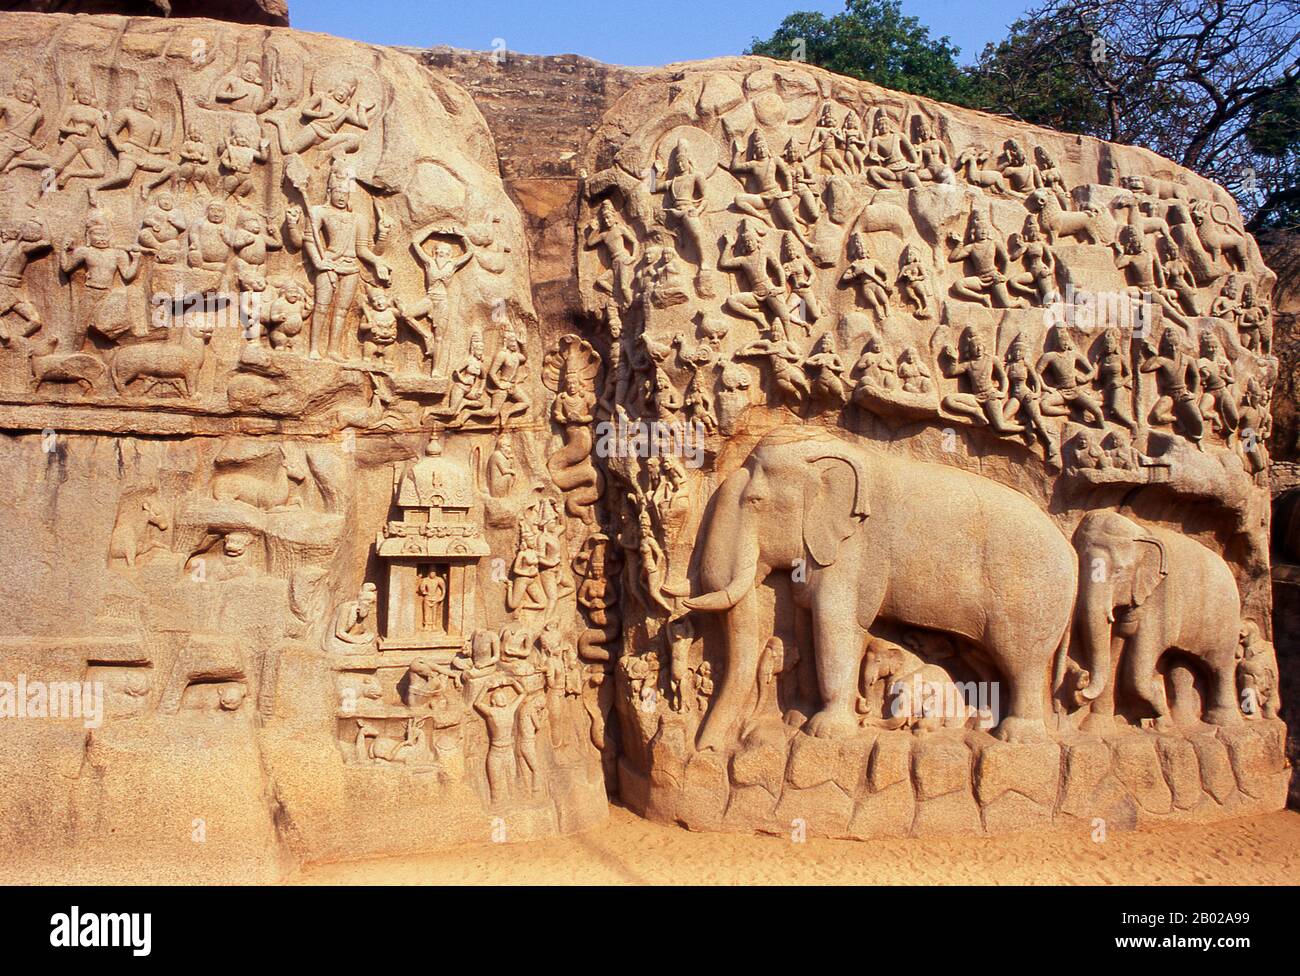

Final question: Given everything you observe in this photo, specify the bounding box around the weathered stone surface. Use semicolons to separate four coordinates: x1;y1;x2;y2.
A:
585;55;1285;843
974;738;1061;807
0;1;289;27
0;12;606;882
1155;735;1204;811
0;13;1289;877
1112;736;1174;815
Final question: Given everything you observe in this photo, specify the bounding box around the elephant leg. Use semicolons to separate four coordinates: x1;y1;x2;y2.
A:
804;594;870;738
1203;647;1244;726
984;613;1051;741
1124;629;1172;728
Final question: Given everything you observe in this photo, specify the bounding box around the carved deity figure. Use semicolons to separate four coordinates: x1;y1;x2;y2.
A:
939;327;1022;434
727;130;810;248
1140;328;1205;444
945;212;1025;309
270;76;375;156
896;244;935;319
583;199;638;308
11;77;106;188
1007;215;1061;305
217;124;270;199
0;74;44;173
652;139;712;271
400;227;474;373
719;219;794;338
0;216;51;343
1196;332;1239;435
1003;334;1060;469
91;84;176;201
446;327;530;427
803;104;844;176
839;230;891;319
1037;325;1105;426
865;111;920;189
59;219;140;348
417;569;446;632
1095;328;1137;432
780;232;821;329
303;166;390;360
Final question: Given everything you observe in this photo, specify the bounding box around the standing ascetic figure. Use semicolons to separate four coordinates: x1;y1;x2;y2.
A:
683;427;1076;750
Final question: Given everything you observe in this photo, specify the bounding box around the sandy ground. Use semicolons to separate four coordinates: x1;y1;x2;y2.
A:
294;804;1300;885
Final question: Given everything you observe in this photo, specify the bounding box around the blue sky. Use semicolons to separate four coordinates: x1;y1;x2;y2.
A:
293;0;1034;66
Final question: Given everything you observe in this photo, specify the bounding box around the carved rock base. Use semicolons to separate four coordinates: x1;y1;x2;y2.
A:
618;721;1290;840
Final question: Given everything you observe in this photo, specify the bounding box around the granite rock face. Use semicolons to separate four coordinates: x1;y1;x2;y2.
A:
0;14;605;882
0;1;288;27
570;57;1287;838
0;18;1288;881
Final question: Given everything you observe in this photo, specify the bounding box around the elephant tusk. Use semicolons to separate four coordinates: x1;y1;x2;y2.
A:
683;568;755;613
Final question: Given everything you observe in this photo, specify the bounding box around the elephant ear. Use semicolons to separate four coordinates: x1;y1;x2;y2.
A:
1130;535;1168;607
803;455;869;567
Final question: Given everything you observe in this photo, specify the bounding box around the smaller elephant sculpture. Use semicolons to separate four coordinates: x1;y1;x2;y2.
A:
1061;510;1244;730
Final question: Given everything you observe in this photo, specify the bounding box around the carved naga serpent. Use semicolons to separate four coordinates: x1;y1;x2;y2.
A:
543;335;604;522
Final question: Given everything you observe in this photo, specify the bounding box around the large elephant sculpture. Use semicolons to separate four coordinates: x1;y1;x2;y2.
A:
1062;510;1243;730
683;426;1077;750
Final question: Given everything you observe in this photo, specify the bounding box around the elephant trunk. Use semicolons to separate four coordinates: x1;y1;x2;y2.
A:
684;472;763;752
1076;587;1113;703
695;585;761;752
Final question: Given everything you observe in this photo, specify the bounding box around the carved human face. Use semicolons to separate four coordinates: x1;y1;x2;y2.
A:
435;243;452;261
89;226;110;248
329;184;350;209
371;291;389;310
187;125;202;142
206;203;225;224
132;89;150;112
74;82;93;105
155;193;174;211
224;533;250;557
13;79;34;103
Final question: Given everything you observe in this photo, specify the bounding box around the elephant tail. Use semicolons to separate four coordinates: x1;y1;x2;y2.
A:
1050;593;1077;721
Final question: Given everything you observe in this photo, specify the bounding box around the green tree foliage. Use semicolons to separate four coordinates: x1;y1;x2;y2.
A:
971;1;1300;229
747;0;974;104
